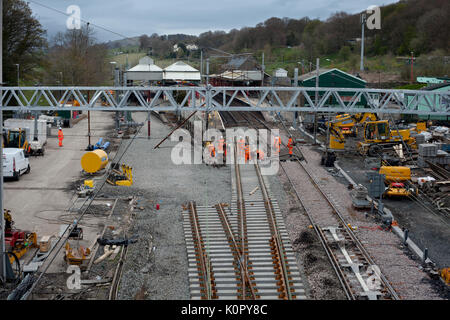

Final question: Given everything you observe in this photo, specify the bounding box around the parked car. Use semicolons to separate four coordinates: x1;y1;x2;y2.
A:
2;148;30;180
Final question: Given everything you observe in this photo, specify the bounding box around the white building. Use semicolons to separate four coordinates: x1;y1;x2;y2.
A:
274;68;288;78
163;61;201;81
125;56;163;81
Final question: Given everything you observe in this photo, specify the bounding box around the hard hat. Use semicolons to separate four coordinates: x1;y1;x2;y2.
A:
59;127;62;130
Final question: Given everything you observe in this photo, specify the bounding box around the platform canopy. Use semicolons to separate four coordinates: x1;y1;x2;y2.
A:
126;56;163;81
163;61;201;81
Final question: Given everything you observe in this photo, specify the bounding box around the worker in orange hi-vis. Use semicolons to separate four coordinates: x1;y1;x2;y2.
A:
58;127;64;147
287;137;294;156
208;143;216;158
244;144;251;163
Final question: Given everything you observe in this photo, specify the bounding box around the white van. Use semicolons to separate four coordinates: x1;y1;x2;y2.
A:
2;148;30;180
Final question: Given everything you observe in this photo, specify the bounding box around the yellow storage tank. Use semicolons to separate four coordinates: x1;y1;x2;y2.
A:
379;166;411;183
81;150;108;173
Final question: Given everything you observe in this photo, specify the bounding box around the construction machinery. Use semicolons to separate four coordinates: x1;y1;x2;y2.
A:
107;163;133;186
321;119;346;167
327;113;377;136
379;166;411;182
2;129;30;154
3;209;38;265
3;118;47;156
378;166;418;199
383;182;418;198
411;121;427;134
64;242;91;265
357;120;416;157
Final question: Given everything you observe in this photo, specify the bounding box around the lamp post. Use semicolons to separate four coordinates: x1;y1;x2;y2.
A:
15;64;19;86
59;72;63;101
297;62;304;75
360;13;367;72
110;61;117;80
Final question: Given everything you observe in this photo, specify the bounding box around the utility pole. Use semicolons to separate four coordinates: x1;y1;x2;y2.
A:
205;59;210;134
261;53;265;88
206;58;210;86
314;58;319;144
360;13;366;72
0;0;5;284
0;0;12;284
410;51;414;84
114;67;120;131
200;49;203;85
86;23;91;148
293;67;298;129
15;64;19;86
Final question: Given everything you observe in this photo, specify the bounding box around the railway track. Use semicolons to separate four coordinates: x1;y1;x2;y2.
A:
182;143;306;300
214;93;267;130
278;118;400;300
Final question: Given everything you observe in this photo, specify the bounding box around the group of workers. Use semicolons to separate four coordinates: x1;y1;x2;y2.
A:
207;135;295;162
274;135;295;155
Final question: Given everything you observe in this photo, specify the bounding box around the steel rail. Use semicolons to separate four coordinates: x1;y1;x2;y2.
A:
295;158;400;300
277;114;399;299
254;162;293;299
233;140;251;299
215;204;257;299
278;162;354;300
188;201;216;300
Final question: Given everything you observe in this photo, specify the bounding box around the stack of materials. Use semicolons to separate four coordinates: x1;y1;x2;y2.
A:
350;184;371;209
418;143;450;168
413;133;426;145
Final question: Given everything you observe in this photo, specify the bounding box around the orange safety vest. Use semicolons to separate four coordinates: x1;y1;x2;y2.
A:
287;138;293;155
208;144;215;157
244;145;251;161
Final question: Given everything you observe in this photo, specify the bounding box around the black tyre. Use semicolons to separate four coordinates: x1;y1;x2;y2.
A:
368;145;382;157
25;165;31;174
13;171;20;181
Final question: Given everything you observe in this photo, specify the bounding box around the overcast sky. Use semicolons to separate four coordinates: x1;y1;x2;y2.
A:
28;0;398;43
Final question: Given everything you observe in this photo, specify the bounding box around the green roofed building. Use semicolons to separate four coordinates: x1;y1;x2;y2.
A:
297;68;367;107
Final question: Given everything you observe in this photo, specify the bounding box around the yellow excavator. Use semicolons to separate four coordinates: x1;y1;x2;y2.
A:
321;120;345;167
327;113;377;137
2;129;30;154
357;120;416;157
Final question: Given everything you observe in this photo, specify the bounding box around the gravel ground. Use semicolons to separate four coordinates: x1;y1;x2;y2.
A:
115;112;231;300
267;171;346;300
337;153;450;269
294;144;446;300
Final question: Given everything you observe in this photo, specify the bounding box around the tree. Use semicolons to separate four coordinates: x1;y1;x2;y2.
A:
45;25;110;86
339;46;351;61
3;0;47;85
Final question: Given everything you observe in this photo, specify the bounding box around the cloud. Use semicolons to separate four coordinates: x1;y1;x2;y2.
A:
28;0;397;42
